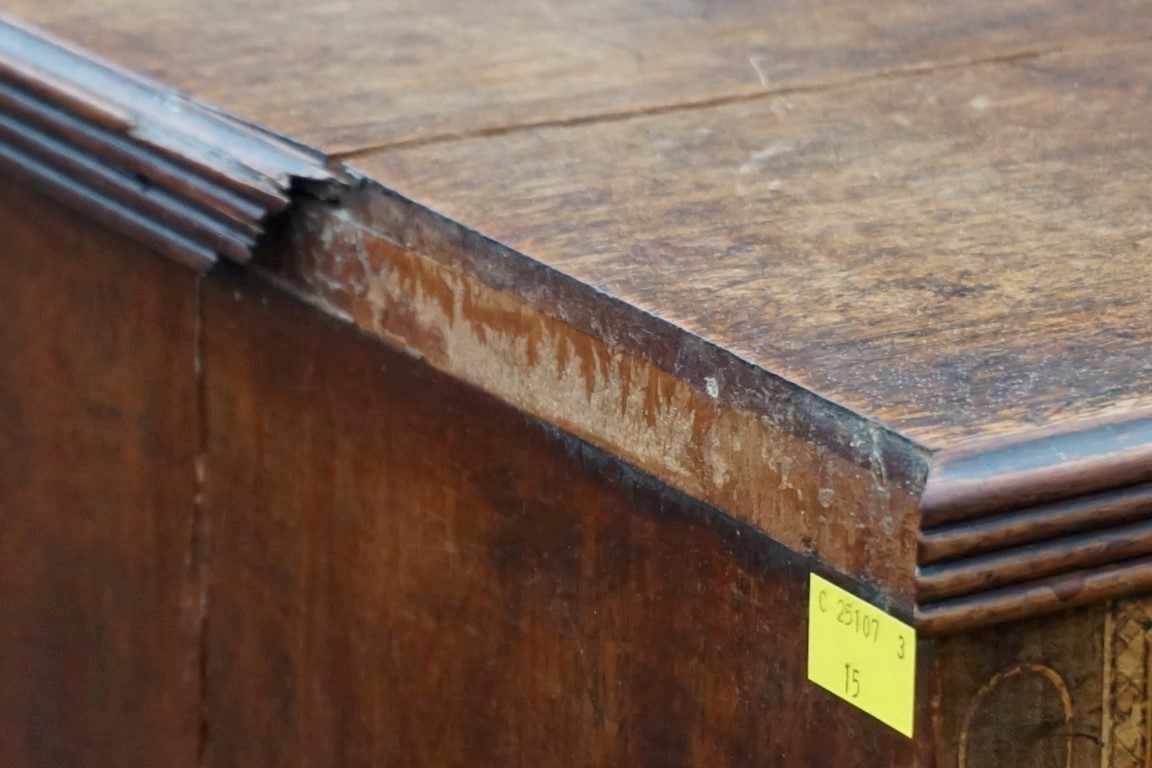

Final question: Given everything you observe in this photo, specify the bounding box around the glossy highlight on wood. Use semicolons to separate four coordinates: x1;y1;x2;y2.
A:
921;412;1152;527
917;556;1152;635
918;517;1152;602
919;483;1152;565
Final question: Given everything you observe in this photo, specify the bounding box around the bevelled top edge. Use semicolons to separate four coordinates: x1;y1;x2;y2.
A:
0;12;348;272
920;408;1152;528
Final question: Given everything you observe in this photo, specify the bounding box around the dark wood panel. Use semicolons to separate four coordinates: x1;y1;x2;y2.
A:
201;268;928;767
0;179;200;766
353;42;1152;449
5;0;1151;153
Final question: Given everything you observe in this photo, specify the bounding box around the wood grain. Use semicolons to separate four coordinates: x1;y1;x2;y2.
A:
4;0;1151;153
921;411;1152;526
6;3;1152;763
352;42;1152;450
931;592;1152;766
199;268;931;767
0;180;200;766
918;518;1152;602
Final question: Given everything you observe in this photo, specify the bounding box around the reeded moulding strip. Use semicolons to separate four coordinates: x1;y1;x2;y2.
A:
0;13;345;271
915;411;1152;633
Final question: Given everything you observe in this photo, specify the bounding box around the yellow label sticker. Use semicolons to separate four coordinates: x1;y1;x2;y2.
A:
807;573;916;737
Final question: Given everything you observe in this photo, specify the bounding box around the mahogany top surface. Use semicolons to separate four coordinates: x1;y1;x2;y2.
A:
6;0;1152;449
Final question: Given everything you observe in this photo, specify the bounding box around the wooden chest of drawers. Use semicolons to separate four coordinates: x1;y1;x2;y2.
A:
3;3;1152;766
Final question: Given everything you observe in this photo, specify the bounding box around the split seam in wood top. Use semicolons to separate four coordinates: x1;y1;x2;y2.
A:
332;38;1152;159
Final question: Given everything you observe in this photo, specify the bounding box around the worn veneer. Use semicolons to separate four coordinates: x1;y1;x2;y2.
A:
264;200;925;604
4;4;1152;767
350;42;1152;449
337;40;1152;633
102;0;1144;634
265;188;1152;634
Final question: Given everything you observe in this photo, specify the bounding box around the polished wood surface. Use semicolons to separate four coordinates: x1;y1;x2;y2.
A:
3;2;1152;626
0;180;200;766
922;414;1152;525
920;484;1152;565
1;0;1149;449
